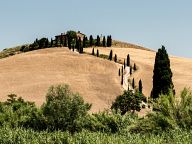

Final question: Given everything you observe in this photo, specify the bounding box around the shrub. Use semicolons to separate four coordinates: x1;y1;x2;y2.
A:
84;111;138;133
42;84;91;133
0;94;45;130
132;88;192;134
111;90;143;115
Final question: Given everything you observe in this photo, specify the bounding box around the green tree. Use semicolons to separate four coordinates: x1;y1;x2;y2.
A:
121;72;123;85
64;37;67;47
151;46;174;99
127;54;130;66
102;36;106;47
107;35;112;47
109;50;113;61
133;63;137;71
89;35;93;47
50;38;53;47
114;54;117;62
124;59;126;69
139;79;143;94
97;49;99;57
96;35;100;46
130;66;132;75
42;84;91;133
92;48;95;55
111;90;143;115
119;68;121;76
132;78;135;89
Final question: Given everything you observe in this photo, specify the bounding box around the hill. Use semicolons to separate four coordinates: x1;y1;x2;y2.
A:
0;48;121;112
84;47;192;97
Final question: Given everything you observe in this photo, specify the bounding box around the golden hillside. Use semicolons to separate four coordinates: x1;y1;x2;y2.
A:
0;48;121;112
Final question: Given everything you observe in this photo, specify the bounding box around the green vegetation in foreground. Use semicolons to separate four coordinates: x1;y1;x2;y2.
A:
0;127;191;144
0;84;192;143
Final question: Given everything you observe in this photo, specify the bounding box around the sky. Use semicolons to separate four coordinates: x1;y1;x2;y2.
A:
0;0;192;58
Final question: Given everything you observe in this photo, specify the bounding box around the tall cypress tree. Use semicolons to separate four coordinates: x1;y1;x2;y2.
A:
92;48;95;55
139;79;143;94
151;45;174;99
124;59;126;69
133;63;137;71
83;36;86;48
50;38;53;47
102;36;106;47
119;68;121;76
64;37;67;47
132;78;135;89
114;54;117;62
121;71;124;85
89;35;93;47
130;66;132;75
96;35;100;46
127;54;130;66
97;49;99;57
109;50;113;61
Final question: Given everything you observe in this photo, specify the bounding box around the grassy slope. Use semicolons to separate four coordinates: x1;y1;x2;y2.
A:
0;48;121;112
84;47;192;97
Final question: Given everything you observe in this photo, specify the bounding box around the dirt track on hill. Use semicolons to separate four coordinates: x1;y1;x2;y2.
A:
0;48;122;112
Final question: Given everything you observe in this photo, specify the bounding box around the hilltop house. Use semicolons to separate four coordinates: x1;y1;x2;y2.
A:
55;31;86;41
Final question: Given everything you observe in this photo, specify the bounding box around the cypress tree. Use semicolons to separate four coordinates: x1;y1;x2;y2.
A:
151;45;174;99
127;54;130;66
124;59;126;69
96;35;100;46
92;48;95;55
68;41;71;50
114;54;117;62
130;66;132;75
139;79;143;94
102;36;106;47
45;38;49;48
89;35;93;47
50;38;53;47
132;78;135;89
97;49;99;57
119;68;121;76
109;50;113;61
133;63;137;71
121;66;123;74
121;72;123;85
109;35;112;47
83;36;86;48
107;36;110;47
64;37;67;47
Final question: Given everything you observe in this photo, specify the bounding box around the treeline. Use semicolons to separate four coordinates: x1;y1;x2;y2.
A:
20;31;112;53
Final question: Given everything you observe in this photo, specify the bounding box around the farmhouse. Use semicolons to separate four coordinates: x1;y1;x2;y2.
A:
55;31;86;41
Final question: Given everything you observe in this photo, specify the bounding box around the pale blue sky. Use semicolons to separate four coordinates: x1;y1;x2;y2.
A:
0;0;192;58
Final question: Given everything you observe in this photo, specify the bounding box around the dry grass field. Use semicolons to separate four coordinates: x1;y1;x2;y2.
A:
0;45;191;113
0;48;121;112
84;47;192;97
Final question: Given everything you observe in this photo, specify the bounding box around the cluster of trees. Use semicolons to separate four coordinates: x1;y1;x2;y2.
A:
20;31;112;54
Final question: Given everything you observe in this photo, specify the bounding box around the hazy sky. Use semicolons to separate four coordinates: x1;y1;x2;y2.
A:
0;0;192;58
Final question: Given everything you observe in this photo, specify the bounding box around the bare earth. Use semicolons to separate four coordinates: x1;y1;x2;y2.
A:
85;47;192;98
0;48;121;112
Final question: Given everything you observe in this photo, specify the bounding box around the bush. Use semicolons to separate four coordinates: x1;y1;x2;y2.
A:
84;111;138;133
42;84;91;133
0;94;45;130
132;88;192;134
111;90;143;115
